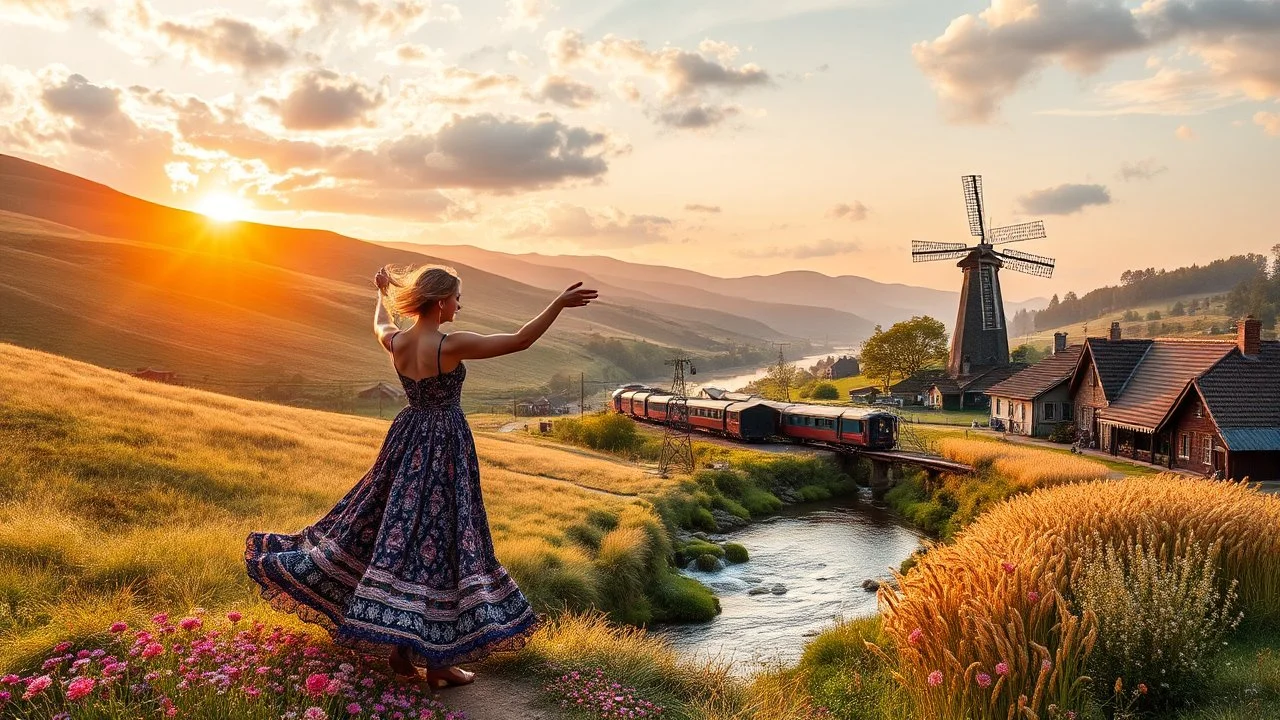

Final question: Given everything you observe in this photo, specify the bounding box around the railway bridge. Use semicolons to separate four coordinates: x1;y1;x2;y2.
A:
821;445;974;499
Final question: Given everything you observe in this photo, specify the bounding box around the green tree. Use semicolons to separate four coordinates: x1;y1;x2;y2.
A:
859;316;949;392
1010;344;1048;364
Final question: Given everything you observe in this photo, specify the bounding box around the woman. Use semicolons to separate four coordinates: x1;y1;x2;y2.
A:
245;264;597;688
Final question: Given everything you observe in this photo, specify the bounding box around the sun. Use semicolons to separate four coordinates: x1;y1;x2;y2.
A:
195;192;251;222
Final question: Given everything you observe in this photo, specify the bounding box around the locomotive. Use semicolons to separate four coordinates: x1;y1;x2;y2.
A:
611;387;898;451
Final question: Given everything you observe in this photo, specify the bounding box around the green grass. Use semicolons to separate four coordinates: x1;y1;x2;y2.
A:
1171;625;1280;719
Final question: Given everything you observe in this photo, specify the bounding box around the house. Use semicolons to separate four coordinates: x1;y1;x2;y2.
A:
823;356;861;379
923;362;1026;411
357;381;406;400
131;368;178;383
848;385;881;403
1066;317;1280;480
984;333;1084;437
888;370;946;406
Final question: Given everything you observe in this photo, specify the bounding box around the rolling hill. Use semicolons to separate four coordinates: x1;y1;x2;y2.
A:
0;155;796;401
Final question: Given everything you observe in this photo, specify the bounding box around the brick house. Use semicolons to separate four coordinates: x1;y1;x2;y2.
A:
1067;317;1279;480
823;356;861;379
984;333;1083;437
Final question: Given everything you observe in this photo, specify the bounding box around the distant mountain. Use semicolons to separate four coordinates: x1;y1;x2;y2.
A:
0;155;791;398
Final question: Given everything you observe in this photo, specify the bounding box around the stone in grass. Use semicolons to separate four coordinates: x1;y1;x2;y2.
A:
723;543;749;564
695;553;722;572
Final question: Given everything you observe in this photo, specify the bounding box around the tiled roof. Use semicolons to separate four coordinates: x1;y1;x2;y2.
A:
1098;340;1236;430
1084;338;1153;400
1195;341;1280;449
928;364;1028;396
891;369;946;393
985;346;1084;400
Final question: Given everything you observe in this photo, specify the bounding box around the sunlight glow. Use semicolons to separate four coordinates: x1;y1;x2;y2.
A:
196;193;251;222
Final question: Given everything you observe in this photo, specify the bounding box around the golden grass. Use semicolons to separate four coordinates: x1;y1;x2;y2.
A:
0;342;675;671
877;475;1280;719
938;437;1111;488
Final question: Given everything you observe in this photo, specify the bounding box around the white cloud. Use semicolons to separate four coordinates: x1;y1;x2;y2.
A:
270;68;386;130
526;74;599;108
1176;123;1196;140
829;201;869;221
505;201;672;247
1117;158;1168;181
0;0;73;29
1256;111;1280;136
502;0;555;31
1018;183;1112;215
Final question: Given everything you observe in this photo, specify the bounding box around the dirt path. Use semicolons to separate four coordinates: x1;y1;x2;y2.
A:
440;673;562;720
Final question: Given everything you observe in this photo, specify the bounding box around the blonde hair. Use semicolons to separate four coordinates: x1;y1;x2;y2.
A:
382;264;461;317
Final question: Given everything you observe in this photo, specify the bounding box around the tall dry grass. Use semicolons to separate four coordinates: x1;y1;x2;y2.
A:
938;438;1111;488
0;343;685;671
876;476;1280;719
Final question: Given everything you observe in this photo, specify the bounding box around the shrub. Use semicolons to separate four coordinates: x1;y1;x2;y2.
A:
1047;421;1076;444
1074;533;1243;707
723;543;749;563
811;382;840;400
551;413;643;454
652;572;720;622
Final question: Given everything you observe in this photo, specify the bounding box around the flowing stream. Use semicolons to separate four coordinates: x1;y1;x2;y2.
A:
655;497;923;674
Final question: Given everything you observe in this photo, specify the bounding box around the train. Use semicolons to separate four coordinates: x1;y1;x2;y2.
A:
610;387;899;451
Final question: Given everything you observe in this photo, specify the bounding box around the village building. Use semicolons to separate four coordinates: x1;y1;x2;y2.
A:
820;356;861;379
921;361;1025;411
357;381;406;401
1067;317;1279;480
887;369;946;406
984;333;1083;437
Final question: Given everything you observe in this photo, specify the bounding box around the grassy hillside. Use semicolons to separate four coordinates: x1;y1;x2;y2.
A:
0;155;778;404
1012;291;1248;349
0;342;691;671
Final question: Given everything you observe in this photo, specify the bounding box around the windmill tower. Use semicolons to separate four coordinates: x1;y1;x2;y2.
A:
912;175;1056;377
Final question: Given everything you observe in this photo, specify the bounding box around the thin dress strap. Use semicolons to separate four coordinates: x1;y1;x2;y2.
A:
437;333;448;377
388;330;399;353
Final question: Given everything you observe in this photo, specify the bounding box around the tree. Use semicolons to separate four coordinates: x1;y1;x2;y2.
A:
859;316;949;392
1011;344;1047;364
760;361;800;401
547;371;575;398
1169;301;1186;317
812;382;840;400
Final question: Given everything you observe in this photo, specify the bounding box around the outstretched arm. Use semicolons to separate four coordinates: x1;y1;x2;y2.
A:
373;270;399;352
448;282;597;361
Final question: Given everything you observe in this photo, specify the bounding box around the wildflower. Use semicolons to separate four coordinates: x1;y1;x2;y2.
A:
152;613;169;625
927;670;943;686
180;617;203;632
907;627;923;645
110;622;128;633
305;673;330;696
227;611;243;623
22;675;52;700
67;676;96;701
1067;713;1077;720
1001;561;1016;574
0;691;9;703
54;641;72;653
1041;658;1052;672
1137;683;1148;695
142;643;165;659
1;675;18;685
348;703;364;714
976;672;992;688
1028;590;1041;603
995;662;1009;676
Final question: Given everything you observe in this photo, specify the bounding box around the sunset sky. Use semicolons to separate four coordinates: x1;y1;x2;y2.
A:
2;0;1278;301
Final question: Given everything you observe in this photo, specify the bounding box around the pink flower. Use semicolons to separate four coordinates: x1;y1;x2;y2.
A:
1;675;19;685
305;673;330;696
1028;591;1041;603
1041;658;1052;672
142;643;165;659
304;707;329;720
927;670;943;687
151;613;169;625
22;675;52;700
110;622;128;633
1001;561;1016;574
976;672;992;688
907;627;923;645
227;611;243;623
244;687;262;699
54;642;72;653
179;617;202;632
66;676;96;701
347;703;364;714
995;661;1009;676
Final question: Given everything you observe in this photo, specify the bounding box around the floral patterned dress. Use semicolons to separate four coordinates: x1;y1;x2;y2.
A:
245;333;538;668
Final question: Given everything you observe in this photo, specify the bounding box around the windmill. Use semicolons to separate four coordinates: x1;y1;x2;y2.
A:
912;175;1055;377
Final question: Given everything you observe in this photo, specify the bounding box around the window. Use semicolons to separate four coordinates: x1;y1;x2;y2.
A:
1179;433;1190;460
1045;403;1056;420
1202;435;1213;465
1019;404;1025;421
1063;404;1074;421
841;419;864;434
996;399;1003;415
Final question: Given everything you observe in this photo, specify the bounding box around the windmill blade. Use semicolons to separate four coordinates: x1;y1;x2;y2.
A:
912;239;970;263
962;175;985;238
995;247;1055;278
987;220;1046;245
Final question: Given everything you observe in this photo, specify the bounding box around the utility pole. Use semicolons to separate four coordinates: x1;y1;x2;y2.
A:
658;356;696;477
770;342;792;402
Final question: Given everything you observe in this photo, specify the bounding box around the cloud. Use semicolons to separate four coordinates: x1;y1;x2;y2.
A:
654;103;740;129
684;203;721;213
1117;158;1168;181
915;0;1280;123
1255;111;1280;136
0;0;73;28
402;66;523;106
503;0;555;31
744;238;860;259
526;74;599;108
272;68;385;130
155;13;295;74
1017;183;1112;215
252;182;461;221
377;43;444;67
1175;123;1196;140
40;72;145;150
829;201;869;221
292;0;458;43
506;202;672;247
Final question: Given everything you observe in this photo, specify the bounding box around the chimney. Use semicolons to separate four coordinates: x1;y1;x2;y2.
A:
1053;332;1068;355
1239;315;1261;356
1109;322;1122;341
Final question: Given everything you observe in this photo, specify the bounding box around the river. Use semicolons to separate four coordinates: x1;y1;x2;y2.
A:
655;496;923;673
688;350;852;395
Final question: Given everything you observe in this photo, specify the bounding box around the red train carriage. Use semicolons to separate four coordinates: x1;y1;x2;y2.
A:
775;404;898;450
